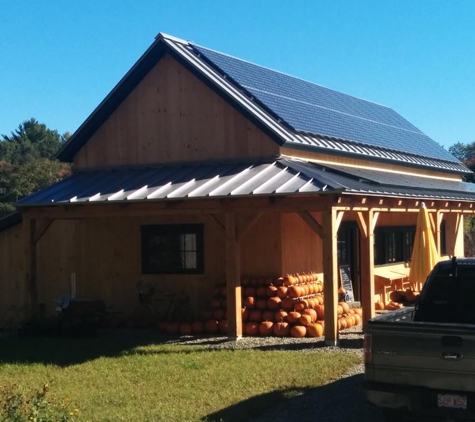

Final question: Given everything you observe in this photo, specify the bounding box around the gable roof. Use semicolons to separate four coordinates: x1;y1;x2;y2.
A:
57;33;468;174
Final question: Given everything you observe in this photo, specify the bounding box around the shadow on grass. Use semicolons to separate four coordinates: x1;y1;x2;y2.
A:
202;373;381;422
0;329;362;367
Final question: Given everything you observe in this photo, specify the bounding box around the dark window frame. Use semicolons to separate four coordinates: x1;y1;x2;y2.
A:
141;224;204;274
440;219;447;255
375;225;416;265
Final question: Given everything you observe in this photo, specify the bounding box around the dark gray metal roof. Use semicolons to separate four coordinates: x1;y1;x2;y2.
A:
0;212;22;233
193;44;458;164
56;33;470;175
15;158;475;207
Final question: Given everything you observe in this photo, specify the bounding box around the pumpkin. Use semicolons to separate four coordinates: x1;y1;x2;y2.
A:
211;299;222;309
404;289;417;302
242;308;250;322
339;317;348;330
315;304;325;320
204;320;219;334
283;275;295;286
244;287;256;297
317;295;324;305
302;308;317;322
354;314;361;325
277;286;288;299
291;325;307;338
249;310;263;322
275;310;288;322
244;296;256;309
256;287;267;297
218;320;228;334
262;311;275;322
288;286;299;298
265;277;274;286
316;320;325;330
287;311;301;324
179;323;192;335
294;299;308;312
340;302;350;314
275;277;285;286
298;314;312;326
259;321;274;336
202;310;213;320
256;299;268;310
337;305;344;315
338;286;346;295
212;286;221;296
267;286;278;297
317;282;323;293
257;278;266;286
244;322;259;336
166;322;180;334
281;297;295;312
191;321;204;334
213;309;226;320
375;302;384;311
354;307;363;316
307;323;324;337
273;321;290;336
267;297;282;310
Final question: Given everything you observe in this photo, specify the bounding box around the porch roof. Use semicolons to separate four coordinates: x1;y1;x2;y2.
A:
16;157;475;207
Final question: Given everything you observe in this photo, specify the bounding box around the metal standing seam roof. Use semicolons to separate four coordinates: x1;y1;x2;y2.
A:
56;33;470;175
15;158;475;207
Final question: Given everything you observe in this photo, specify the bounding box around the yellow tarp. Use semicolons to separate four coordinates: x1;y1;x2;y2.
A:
409;204;439;290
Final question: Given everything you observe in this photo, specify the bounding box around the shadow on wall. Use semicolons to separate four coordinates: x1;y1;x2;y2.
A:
203;373;382;422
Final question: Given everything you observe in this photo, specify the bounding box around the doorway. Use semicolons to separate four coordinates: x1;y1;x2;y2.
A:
337;221;361;301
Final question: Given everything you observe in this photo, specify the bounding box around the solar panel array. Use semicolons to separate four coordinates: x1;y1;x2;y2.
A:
193;45;458;164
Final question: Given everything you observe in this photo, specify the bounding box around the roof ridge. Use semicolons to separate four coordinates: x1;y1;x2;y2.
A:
192;43;394;111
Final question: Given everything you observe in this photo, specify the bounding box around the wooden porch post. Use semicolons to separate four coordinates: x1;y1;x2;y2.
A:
225;212;242;339
358;210;376;331
322;207;339;346
23;216;38;319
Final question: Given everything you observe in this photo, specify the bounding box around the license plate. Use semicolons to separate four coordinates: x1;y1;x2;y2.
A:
437;394;467;410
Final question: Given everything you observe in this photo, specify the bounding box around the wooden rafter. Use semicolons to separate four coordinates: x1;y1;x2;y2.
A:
237;212;263;242
33;219;53;244
297;211;323;239
205;214;226;239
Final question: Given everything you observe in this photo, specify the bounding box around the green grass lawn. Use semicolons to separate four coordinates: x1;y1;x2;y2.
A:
0;333;361;422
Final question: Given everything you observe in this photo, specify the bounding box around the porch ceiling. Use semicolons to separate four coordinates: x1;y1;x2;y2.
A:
15;157;475;207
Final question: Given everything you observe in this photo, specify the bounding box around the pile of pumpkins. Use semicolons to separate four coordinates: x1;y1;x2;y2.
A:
158;272;363;338
375;288;421;311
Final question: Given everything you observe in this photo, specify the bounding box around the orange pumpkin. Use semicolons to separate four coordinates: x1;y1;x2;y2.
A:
256;287;267;297
275;277;284;286
339;317;348;330
249;310;263;322
291;325;307;338
317;295;324;305
267;296;282;310
204;320;219;334
298;314;312;326
294;299;308;312
281;297;295;312
390;290;405;302
307;323;324;338
288;286;300;298
266;286;278;297
256;299;268;310
242;308;250;323
375;302;384;311
340;302;350;314
259;321;274;336
315;305;325;320
275;310;288;322
302;308;317;322
262;311;275;322
337;305;344;315
211;299;222;309
244;287;256;297
244;296;256;309
316;320;325;330
283;275;295;286
244;322;259;336
213;309;226;320
273;321;290;336
218;320;228;334
287;311;301;324
277;286;288;299
354;314;361;325
202;310;213;320
191;321;204;334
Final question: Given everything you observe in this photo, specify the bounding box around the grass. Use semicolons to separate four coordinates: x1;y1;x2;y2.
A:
0;333;361;422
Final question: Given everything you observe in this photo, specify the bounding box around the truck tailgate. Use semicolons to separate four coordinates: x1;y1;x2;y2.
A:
367;316;475;392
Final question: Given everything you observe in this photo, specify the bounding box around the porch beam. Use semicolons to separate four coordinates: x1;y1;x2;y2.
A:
205;214;226;240
322;207;339;346
297;211;323;239
33;218;53;244
360;210;376;331
436;211;443;254
225;213;242;339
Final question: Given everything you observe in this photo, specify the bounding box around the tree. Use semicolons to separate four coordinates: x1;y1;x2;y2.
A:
0;118;71;218
449;141;475;182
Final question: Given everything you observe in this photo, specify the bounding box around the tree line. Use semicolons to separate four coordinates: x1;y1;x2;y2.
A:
0;118;71;217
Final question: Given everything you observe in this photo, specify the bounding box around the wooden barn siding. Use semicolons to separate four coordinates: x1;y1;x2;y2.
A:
0;224;26;328
74;54;279;168
33;213;281;320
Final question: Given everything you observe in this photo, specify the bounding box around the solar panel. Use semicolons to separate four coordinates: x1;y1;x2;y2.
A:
193;45;459;164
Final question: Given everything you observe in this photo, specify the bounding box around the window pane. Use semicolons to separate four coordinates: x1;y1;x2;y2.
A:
184;234;196;251
185;251;197;269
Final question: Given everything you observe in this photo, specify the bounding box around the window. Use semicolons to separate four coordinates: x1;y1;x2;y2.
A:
141;224;204;274
440;220;447;255
375;226;415;265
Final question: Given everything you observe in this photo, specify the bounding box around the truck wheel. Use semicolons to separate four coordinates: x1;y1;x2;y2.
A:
382;409;406;422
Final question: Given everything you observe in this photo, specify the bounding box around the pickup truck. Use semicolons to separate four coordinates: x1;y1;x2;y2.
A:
365;257;475;422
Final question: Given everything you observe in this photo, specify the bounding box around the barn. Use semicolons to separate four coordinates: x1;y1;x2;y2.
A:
1;33;474;344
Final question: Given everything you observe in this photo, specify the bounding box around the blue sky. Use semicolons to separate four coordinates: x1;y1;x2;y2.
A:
1;0;474;150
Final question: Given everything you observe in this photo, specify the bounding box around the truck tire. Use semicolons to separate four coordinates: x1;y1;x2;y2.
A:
382;409;406;422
